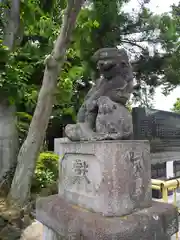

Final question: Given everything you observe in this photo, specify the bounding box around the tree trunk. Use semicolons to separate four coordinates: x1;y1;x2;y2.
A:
8;0;84;207
3;0;20;50
0;100;18;192
0;0;20;193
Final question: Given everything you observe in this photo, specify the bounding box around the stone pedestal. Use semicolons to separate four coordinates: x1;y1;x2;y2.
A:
55;140;151;216
36;139;179;239
36;195;177;240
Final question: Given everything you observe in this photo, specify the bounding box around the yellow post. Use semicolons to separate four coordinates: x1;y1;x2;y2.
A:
151;178;179;239
161;184;168;202
173;189;179;240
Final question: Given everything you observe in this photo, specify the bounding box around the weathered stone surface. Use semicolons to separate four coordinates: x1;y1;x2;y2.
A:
65;122;96;141
42;225;62;240
95;96;133;139
65;97;133;141
65;47;134;141
20;221;43;240
36;195;178;240
55;139;151;216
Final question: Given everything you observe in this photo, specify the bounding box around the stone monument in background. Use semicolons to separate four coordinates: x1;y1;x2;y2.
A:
36;48;178;240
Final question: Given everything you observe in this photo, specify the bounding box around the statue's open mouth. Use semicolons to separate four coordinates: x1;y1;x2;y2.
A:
98;60;116;71
99;63;118;80
102;63;115;71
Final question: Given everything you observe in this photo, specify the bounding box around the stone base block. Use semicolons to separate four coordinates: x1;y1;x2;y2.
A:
55;139;151;216
36;195;178;240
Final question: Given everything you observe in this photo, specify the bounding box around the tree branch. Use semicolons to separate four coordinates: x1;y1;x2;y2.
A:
121;39;147;51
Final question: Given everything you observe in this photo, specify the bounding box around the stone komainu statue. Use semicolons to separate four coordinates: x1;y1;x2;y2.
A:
65;47;134;141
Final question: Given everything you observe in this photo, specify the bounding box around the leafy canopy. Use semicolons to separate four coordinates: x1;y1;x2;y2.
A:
0;0;180;114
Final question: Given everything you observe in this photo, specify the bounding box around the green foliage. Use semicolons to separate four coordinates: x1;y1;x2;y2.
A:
0;0;64;104
16;111;32;145
172;98;180;113
157;3;180;92
126;101;132;112
31;152;59;192
73;0;180;107
0;0;180;123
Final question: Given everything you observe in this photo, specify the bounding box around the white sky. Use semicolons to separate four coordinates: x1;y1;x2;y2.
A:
124;0;180;111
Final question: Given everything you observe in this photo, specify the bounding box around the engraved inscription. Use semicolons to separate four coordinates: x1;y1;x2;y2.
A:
73;159;88;176
129;151;143;173
126;150;144;198
60;154;102;197
72;159;90;184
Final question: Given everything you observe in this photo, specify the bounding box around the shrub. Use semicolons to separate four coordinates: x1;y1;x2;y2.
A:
31;152;59;193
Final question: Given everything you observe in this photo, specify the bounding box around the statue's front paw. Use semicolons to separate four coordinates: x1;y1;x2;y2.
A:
65;124;81;141
65;124;74;135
